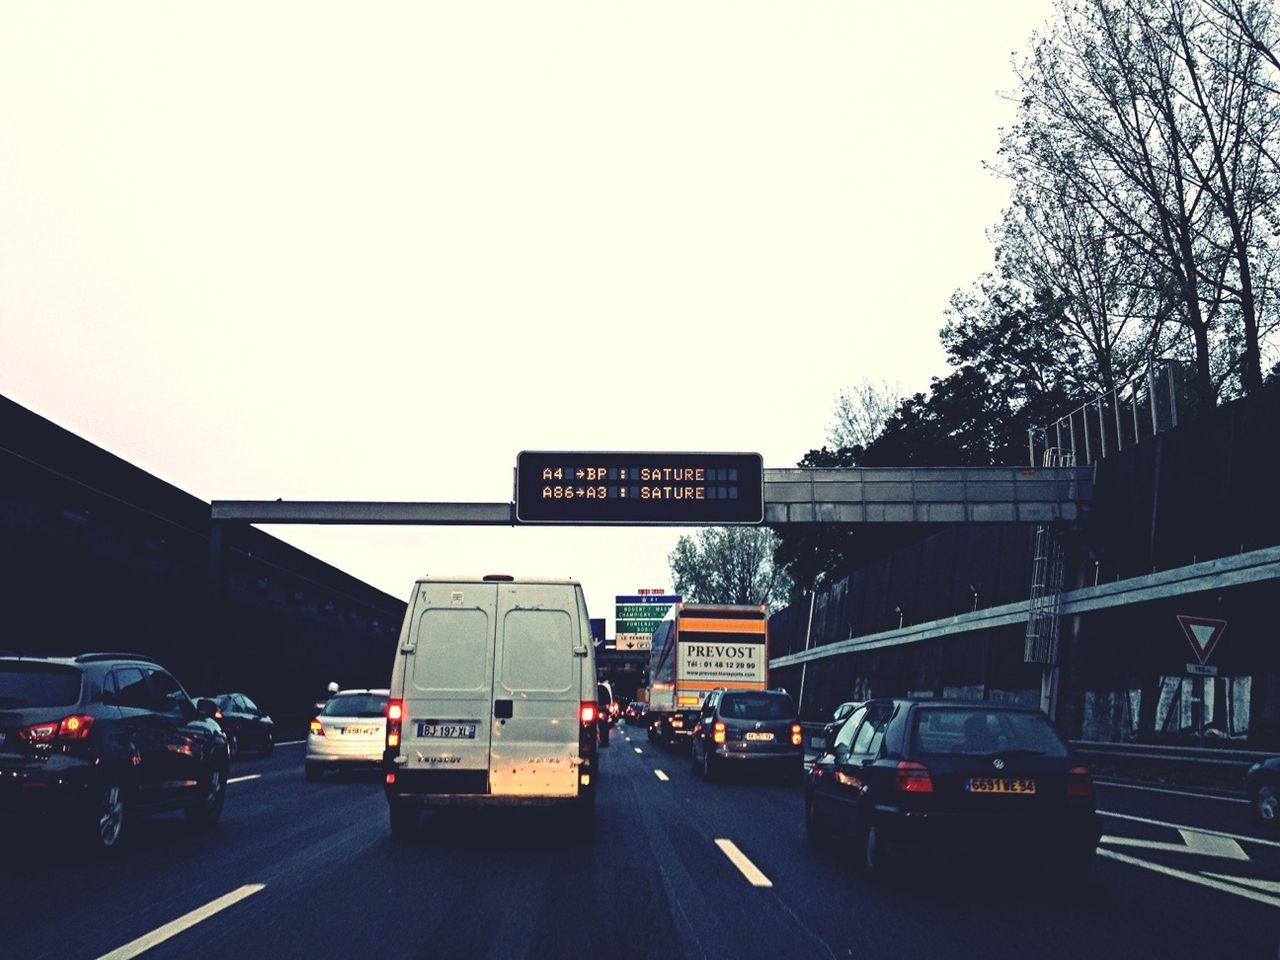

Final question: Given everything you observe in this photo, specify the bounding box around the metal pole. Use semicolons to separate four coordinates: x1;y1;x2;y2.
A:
1148;364;1159;435
1166;360;1179;428
1068;411;1077;465
1027;428;1036;468
1114;385;1124;450
1082;405;1092;464
1131;379;1141;444
1098;400;1108;459
797;591;818;716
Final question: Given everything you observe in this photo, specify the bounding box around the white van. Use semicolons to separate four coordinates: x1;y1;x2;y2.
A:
383;575;600;837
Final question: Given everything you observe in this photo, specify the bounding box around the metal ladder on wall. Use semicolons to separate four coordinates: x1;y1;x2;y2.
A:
1023;448;1072;665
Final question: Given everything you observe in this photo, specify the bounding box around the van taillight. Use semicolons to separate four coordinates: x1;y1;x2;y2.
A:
580;703;596;725
1067;765;1094;799
387;699;404;749
19;715;95;742
790;724;803;746
309;718;324;736
895;761;934;793
713;721;726;744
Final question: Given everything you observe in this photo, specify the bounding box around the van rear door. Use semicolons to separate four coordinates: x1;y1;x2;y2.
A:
401;581;499;790
489;582;581;798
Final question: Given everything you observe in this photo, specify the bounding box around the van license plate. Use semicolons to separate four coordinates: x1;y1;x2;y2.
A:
417;723;478;739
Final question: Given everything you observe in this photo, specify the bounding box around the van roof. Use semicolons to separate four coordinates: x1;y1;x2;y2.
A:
414;575;582;586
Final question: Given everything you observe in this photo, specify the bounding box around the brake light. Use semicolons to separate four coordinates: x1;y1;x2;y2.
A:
790;723;803;746
19;715;95;742
385;772;396;785
309;718;325;736
713;721;726;744
580;703;596;725
1067;765;1094;799
895;761;934;793
386;698;403;749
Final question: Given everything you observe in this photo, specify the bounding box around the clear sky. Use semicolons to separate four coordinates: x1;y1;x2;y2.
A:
0;1;1057;633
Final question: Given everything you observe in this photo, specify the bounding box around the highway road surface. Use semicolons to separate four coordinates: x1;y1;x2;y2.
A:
2;725;1277;960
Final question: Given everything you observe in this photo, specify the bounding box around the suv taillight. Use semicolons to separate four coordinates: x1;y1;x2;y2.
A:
894;761;934;793
309;718;325;737
19;715;95;742
1067;765;1094;799
386;699;403;749
790;723;803;746
713;721;726;744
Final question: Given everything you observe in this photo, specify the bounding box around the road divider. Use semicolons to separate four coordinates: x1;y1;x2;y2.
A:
654;770;669;782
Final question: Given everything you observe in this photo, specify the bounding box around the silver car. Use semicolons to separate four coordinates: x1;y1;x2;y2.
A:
305;689;388;781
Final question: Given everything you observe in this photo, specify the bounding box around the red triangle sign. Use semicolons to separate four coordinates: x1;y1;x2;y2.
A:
1177;615;1227;664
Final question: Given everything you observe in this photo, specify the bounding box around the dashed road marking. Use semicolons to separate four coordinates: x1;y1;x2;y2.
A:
95;884;266;960
715;839;773;888
634;747;643;754
1101;829;1248;861
654;770;669;782
277;740;306;746
1100;810;1280;849
228;774;261;785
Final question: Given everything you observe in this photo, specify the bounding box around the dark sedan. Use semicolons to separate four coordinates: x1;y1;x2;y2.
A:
1247;756;1279;825
204;693;275;758
804;698;1101;885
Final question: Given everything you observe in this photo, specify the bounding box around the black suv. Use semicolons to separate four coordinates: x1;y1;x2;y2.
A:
690;688;804;782
0;653;230;852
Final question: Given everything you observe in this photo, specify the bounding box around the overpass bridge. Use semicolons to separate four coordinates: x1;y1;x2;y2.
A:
209;465;1093;526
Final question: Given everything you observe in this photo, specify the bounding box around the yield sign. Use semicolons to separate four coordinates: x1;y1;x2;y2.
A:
1177;615;1227;664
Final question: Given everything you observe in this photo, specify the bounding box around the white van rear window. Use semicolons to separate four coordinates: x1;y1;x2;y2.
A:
500;610;573;693
414;608;490;692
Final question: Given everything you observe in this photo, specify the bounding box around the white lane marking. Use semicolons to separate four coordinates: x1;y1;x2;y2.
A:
715;839;773;888
1203;873;1280;895
94;884;266;960
228;774;261;785
1098;850;1280;910
1100;810;1280;849
1100;830;1248;861
277;740;306;746
1095;780;1250;804
654;770;669;782
634;748;643;754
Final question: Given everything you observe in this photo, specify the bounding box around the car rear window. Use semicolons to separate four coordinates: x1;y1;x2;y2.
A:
0;663;83;708
911;707;1069;758
321;693;387;718
720;692;796;720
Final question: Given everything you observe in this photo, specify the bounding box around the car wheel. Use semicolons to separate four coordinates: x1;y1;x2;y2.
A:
703;749;718;782
87;778;128;853
186;763;227;828
261;732;274;758
1256;785;1278;824
389;800;418;840
305;762;323;782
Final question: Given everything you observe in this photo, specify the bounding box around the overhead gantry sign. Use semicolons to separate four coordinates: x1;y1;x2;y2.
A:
210;453;1092;526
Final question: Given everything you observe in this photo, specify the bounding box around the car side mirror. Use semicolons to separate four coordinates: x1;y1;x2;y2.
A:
196;698;218;719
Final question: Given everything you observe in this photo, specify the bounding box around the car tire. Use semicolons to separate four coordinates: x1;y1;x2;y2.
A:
86;778;128;853
703;749;718;782
261;732;274;758
305;762;323;782
389;800;418;840
1255;785;1278;824
186;762;227;829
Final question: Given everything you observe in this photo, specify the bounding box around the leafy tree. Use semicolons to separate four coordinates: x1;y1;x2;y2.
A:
827;379;901;451
668;527;792;611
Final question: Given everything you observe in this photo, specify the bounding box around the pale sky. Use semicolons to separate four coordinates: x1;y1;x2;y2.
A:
0;1;1057;634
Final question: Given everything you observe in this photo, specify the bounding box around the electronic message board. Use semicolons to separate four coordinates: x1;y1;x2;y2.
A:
515;452;764;525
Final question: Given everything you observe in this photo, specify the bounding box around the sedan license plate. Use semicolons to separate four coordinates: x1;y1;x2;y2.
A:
417;722;478;739
966;777;1036;794
744;731;774;742
342;726;377;736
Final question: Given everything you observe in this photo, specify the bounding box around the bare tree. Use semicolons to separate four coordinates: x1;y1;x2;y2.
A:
827;379;901;451
1002;0;1279;404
